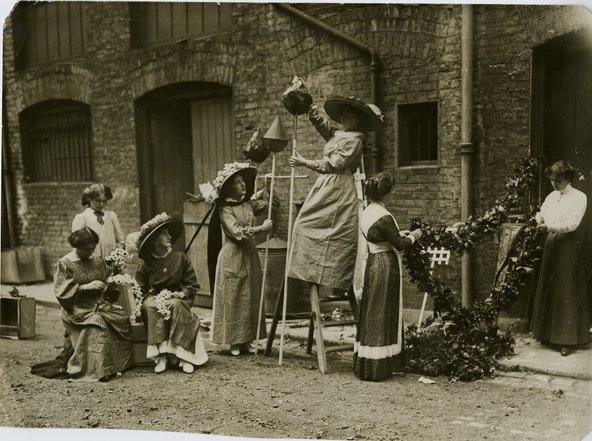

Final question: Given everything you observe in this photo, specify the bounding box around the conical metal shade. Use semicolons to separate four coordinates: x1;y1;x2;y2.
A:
263;116;289;152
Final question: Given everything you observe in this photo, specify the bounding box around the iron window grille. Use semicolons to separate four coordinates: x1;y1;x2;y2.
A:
20;100;93;183
398;101;439;166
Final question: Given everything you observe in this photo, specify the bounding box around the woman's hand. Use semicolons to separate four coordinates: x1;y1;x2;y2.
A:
289;151;307;167
410;229;423;241
261;219;273;232
81;280;107;291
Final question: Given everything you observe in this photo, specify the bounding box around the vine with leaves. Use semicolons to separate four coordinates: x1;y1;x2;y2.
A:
403;158;544;381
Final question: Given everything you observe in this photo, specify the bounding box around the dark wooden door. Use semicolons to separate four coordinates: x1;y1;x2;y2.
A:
533;27;592;314
147;102;194;252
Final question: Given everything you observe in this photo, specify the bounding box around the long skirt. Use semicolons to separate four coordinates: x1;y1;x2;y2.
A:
142;297;208;366
353;251;404;381
288;173;359;290
531;231;590;346
62;304;133;381
212;238;267;345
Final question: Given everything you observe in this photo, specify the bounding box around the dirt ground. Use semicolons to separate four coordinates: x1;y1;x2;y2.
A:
1;305;591;441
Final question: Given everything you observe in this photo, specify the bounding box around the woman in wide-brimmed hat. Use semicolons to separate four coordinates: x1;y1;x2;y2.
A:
135;212;208;374
287;94;384;293
209;162;272;356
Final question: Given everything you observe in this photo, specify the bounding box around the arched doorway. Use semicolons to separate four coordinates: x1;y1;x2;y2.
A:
134;82;235;306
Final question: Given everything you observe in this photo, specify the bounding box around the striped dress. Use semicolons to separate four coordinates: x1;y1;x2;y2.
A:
353;203;415;381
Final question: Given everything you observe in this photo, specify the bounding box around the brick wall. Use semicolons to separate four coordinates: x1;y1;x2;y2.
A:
3;3;589;315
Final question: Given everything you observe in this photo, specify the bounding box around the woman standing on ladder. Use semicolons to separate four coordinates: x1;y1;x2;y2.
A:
288;95;383;295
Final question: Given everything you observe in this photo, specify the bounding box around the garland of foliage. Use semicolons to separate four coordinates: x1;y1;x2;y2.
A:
403;158;543;381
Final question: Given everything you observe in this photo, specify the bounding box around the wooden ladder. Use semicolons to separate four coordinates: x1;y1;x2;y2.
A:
264;280;359;374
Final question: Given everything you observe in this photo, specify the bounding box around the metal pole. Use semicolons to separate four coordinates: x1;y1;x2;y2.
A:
461;4;475;307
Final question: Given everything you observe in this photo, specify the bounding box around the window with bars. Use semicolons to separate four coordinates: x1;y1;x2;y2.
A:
11;1;87;70
20;100;93;182
398;101;439;166
129;2;233;47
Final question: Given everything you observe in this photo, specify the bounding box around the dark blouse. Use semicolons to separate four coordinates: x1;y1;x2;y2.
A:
365;215;414;252
135;250;199;302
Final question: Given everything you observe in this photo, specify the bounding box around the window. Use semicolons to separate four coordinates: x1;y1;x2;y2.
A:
129;2;233;48
12;2;87;69
20;100;93;182
398;102;438;166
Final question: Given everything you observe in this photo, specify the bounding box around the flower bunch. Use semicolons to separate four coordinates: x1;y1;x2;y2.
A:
105;248;129;273
107;273;144;324
199;182;218;203
154;289;185;321
402;157;541;381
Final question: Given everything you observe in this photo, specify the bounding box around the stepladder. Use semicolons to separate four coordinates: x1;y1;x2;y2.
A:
417;247;451;328
264;280;359;374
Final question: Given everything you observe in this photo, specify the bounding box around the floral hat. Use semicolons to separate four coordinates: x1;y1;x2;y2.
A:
136;212;184;259
209;161;257;202
324;96;384;132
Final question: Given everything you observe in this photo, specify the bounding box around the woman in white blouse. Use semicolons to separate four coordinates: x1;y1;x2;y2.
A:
531;160;590;356
72;184;125;258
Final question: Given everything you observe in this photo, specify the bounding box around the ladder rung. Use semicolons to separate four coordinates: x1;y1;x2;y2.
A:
316;319;357;328
324;344;353;353
319;296;349;303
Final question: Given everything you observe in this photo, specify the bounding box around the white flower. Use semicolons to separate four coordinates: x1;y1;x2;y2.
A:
199;182;218;203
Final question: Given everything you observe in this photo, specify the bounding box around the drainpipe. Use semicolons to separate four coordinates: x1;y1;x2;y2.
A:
460;5;475;307
274;3;382;174
2;94;18;248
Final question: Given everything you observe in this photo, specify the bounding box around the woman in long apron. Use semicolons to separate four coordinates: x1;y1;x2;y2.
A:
353;173;422;381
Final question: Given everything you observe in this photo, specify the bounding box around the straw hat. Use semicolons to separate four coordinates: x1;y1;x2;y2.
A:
213;161;257;201
324;96;384;132
136;212;184;259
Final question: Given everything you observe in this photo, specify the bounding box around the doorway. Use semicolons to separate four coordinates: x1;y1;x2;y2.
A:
531;26;592;314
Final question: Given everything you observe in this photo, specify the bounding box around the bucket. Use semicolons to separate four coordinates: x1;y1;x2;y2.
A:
256;237;305;315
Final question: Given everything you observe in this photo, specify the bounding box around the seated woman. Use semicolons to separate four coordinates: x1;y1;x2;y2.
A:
53;227;133;381
135;213;208;374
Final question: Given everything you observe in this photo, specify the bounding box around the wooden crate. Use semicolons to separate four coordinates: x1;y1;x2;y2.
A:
0;296;36;339
131;323;152;366
1;247;45;284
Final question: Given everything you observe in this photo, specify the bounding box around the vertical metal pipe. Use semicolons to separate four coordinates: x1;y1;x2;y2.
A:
461;5;475;307
2;95;18;248
369;53;381;174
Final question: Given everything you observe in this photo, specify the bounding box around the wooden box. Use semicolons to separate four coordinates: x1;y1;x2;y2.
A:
0;296;36;339
131;323;152;366
1;247;46;284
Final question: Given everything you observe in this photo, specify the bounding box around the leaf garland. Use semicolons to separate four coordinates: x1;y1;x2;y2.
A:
403;158;543;381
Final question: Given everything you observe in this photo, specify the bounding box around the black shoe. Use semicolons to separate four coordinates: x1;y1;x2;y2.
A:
560;346;571;356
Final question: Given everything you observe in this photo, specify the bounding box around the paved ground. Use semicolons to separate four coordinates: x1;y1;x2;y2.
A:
2;282;591;381
1;301;591;441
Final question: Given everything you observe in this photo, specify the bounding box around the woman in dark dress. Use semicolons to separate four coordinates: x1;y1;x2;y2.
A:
531;160;590;356
353;173;422;381
135;213;208;373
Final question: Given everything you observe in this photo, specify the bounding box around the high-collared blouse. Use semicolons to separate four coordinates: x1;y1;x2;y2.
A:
537;184;587;233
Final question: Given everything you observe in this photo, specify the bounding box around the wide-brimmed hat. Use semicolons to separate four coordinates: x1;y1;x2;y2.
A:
324;96;384;132
136;212;184;259
213;161;257;201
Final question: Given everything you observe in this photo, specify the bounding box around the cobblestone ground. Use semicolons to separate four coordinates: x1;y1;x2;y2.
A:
1;305;591;441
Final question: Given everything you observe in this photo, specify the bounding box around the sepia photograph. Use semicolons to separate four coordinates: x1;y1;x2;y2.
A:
0;1;591;440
